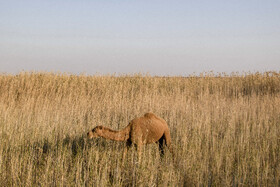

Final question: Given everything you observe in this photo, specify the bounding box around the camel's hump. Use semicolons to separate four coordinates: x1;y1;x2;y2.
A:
144;112;156;118
143;113;166;123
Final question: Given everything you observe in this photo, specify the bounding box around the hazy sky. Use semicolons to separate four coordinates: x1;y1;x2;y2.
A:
1;0;280;75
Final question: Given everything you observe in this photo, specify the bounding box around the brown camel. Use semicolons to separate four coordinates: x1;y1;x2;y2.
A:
87;113;172;157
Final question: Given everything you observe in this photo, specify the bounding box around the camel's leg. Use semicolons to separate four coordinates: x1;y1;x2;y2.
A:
136;143;142;163
122;146;127;162
122;140;131;166
163;130;174;158
158;136;165;156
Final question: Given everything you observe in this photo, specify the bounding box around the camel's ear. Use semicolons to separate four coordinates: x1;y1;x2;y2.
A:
96;126;103;130
92;126;101;133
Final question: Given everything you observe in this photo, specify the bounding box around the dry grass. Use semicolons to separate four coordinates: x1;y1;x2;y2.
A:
0;71;279;186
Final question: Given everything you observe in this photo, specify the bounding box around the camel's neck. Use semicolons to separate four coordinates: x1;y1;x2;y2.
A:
98;126;130;141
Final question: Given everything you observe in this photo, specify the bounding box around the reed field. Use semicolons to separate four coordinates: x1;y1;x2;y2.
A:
0;71;279;186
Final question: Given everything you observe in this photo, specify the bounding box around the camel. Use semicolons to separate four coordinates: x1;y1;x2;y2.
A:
87;113;173;159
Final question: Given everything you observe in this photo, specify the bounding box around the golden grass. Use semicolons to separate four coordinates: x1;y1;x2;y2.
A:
0;71;279;186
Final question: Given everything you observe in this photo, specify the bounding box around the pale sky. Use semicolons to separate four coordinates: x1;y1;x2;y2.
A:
1;0;280;75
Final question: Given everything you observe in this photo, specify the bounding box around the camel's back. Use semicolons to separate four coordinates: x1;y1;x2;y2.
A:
129;113;169;144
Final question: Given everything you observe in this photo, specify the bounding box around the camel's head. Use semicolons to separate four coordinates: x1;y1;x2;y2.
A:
87;126;103;139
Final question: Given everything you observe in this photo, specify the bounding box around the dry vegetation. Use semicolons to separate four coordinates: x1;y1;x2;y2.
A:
0;72;279;186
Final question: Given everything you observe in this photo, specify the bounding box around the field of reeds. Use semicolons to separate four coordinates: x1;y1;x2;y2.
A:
0;72;279;186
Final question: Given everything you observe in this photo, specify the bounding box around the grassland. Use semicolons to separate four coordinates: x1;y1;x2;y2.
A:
0;72;279;186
